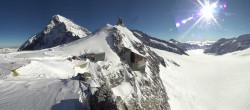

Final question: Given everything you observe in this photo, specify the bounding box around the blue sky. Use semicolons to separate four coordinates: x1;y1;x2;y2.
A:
0;0;250;47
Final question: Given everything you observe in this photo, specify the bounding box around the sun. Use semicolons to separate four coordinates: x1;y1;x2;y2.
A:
200;2;217;20
175;0;225;29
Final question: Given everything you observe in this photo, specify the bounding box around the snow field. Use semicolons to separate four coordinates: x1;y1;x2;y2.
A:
155;49;250;110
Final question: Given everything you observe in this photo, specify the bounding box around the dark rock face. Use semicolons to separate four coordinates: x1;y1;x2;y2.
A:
116;17;125;27
107;27;170;110
88;85;119;110
204;34;250;55
142;47;170;110
131;30;188;55
18;15;91;51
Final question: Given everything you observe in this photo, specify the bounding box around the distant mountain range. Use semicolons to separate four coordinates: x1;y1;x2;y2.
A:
204;34;250;55
131;30;187;55
131;30;216;54
18;15;250;56
169;39;214;51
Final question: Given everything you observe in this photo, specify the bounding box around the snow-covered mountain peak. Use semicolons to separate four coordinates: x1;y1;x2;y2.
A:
18;15;91;51
52;14;68;23
44;15;91;37
51;14;80;25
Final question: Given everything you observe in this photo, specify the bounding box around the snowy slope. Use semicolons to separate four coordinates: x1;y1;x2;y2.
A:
131;30;187;55
153;48;250;110
204;34;250;55
18;15;91;51
228;48;250;56
0;23;170;110
0;79;83;110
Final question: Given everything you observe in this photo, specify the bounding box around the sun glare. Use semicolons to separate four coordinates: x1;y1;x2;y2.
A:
200;2;217;20
176;0;226;28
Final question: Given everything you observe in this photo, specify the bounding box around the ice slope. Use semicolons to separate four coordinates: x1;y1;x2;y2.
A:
18;15;91;51
154;48;250;110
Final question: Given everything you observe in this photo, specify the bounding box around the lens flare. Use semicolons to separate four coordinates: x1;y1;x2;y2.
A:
182;20;187;24
176;22;181;28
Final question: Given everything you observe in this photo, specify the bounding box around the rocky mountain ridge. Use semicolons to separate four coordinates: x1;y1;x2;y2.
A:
204;34;250;55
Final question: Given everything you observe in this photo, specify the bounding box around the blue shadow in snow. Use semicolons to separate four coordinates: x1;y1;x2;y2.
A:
51;99;84;110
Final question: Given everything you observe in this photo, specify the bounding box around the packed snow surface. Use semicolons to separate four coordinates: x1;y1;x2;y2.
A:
155;48;250;110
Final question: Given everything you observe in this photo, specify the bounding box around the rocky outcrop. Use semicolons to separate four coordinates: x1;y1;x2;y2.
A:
82;24;171;110
116;17;125;27
88;85;119;110
105;26;170;110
